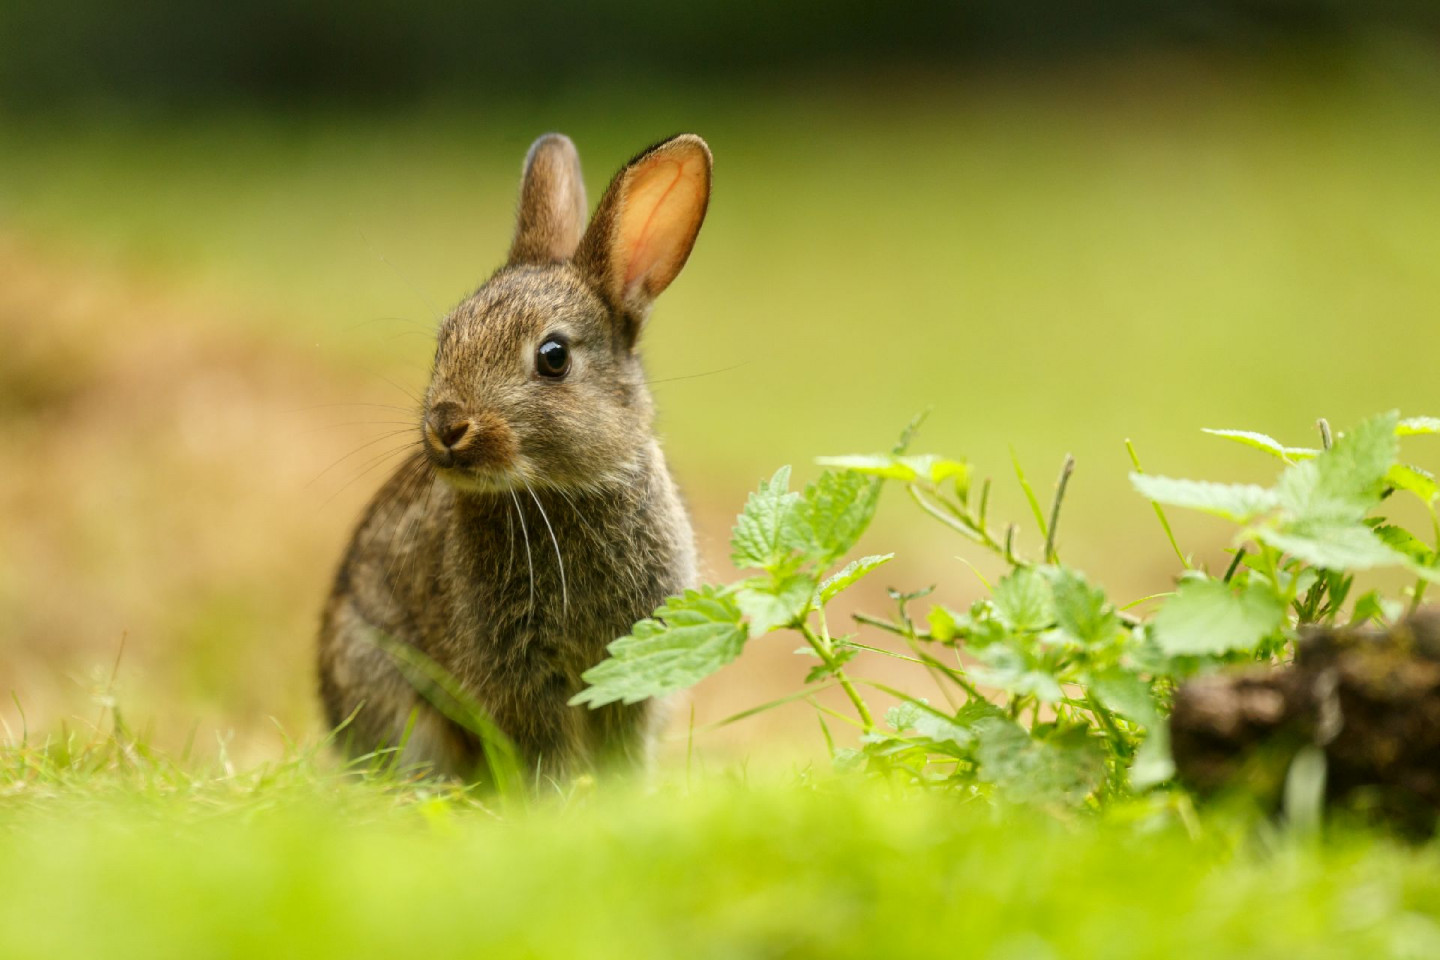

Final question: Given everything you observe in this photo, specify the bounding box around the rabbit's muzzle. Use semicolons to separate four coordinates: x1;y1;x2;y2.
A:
423;402;518;473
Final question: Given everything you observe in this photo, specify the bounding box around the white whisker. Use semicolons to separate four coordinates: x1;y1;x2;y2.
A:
523;478;568;615
502;493;517;584
507;486;536;619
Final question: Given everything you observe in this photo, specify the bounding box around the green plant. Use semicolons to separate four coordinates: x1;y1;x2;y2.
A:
576;412;1440;807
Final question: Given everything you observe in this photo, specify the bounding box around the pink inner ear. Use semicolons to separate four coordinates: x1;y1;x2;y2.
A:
618;152;707;300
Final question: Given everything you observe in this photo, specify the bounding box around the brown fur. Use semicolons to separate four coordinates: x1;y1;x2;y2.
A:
317;133;712;780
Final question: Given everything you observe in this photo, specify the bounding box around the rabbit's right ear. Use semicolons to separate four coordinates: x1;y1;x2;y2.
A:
508;133;588;266
574;134;711;341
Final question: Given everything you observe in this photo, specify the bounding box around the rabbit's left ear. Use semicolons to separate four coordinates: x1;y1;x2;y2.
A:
575;134;711;335
509;133;588;265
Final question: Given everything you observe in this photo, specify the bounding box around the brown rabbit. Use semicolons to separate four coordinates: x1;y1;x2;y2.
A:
317;133;710;781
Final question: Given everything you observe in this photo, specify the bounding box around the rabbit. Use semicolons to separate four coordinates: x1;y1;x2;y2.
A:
317;132;711;782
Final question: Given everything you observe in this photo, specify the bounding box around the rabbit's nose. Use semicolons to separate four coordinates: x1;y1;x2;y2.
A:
424;404;475;459
436;420;472;448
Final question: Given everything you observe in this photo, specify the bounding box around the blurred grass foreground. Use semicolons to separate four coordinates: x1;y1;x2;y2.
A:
5;5;1440;956
4;745;1440;959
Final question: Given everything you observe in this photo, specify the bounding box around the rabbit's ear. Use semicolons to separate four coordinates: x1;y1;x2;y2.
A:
508;133;588;266
575;134;711;333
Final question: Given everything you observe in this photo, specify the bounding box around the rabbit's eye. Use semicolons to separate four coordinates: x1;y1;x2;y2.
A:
535;336;570;379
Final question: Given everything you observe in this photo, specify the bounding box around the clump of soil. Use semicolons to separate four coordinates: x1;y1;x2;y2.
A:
1171;610;1440;833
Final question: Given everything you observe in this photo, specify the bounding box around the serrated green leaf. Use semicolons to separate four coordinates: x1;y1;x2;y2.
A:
736;573;817;638
815;454;919;481
973;719;1104;805
1349;590;1387;626
1275;411;1398;525
1398;416;1440;436
818;553;894;605
972;645;1064;703
1090;667;1176;787
1151;577;1285;656
1130;474;1280;522
885;700;924;731
1089;669;1157;724
1372;524;1433;564
881;695;983;748
912;710;976;748
1130;726;1175;789
991;567;1053;633
923;457;971;486
814;453;969;487
796;469;881;564
730;466;804;572
572;587;747;707
1047;568;1117;645
1256;523;1411;571
1388;462;1438;504
1202;428;1317;463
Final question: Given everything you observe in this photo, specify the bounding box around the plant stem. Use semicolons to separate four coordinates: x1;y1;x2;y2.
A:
799;621;874;731
1410;577;1429;616
1127;438;1190;569
851;614;987;702
1044;454;1075;564
1086;691;1131;759
854;611;927;639
1222;548;1246;583
1415;507;1440;615
907;485;1010;559
1012;449;1049;546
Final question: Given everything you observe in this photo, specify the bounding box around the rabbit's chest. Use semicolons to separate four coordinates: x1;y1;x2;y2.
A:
446;515;674;661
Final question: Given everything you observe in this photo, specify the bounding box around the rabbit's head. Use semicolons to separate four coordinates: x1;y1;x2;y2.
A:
420;133;711;493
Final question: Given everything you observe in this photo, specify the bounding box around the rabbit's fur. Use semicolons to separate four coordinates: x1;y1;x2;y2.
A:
318;133;710;780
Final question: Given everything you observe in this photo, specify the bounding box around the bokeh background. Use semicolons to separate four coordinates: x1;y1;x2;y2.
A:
4;1;1440;765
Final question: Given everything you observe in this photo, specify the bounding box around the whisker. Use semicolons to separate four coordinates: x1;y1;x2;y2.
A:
502;493;517;585
643;360;752;387
362;367;426;408
507;487;536;620
284;401;418;415
523;479;567;616
307;429;419;488
320;441;421;510
301;420;417;433
387;461;436;600
360;453;429;555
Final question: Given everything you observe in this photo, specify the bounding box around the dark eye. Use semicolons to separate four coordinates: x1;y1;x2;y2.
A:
535;336;570;379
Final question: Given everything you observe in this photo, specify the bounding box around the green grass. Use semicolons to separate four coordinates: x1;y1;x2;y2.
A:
2;714;1439;960
3;736;1439;960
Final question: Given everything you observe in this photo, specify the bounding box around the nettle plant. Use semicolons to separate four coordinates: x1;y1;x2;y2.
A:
574;412;1440;806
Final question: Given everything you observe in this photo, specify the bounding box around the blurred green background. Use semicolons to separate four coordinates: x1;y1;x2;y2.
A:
3;2;1440;763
